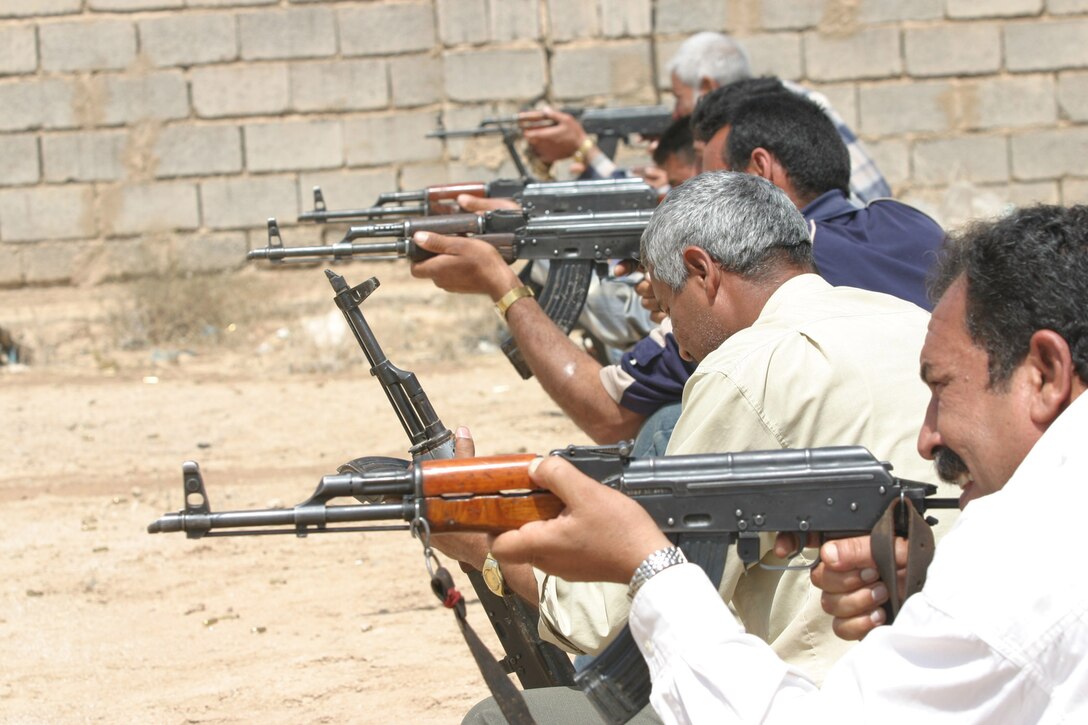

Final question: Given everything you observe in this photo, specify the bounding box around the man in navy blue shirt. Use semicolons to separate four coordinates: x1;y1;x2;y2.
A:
410;83;945;451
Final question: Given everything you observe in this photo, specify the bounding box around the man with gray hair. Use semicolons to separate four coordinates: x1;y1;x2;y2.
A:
426;171;956;722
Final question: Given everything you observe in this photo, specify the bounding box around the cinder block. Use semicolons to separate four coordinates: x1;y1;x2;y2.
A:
399;162;451;191
0;78;77;131
289;59;389;112
0;134;39;185
969;75;1056;130
339;3;435;56
1006;19;1088;72
0;185;95;241
192;63;290;118
1062;178;1088;204
200;175;298;229
808;83;858;130
344;111;443;166
154;125;243;177
40;20;136;72
859;80;956;136
187;0;274;5
1058;72;1088;121
437;0;489;45
904;24;1001;78
244;120;343;173
1003;180;1059;207
547;0;600;41
742;33;804;81
599;0;650;37
656;0;726;33
805;27;901;81
912;135;1009;185
99;72;190;125
0;0;80;17
490;0;540;42
1011;127;1088;180
297;169;399;214
655;37;682;90
22;241;90;285
0;244;22;286
172;231;248;274
947;0;1042;18
43;130;128;182
863;138;909;188
101;181;200;235
390;54;442;107
239;6;337;61
0;25;36;75
138;13;238;67
1051;0;1088;13
552;41;652;100
443;48;546;102
858;0;944;22
760;0;822;29
88;0;183;10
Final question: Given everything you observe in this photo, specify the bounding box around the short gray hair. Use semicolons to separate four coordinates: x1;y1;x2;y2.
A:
641;172;812;290
666;32;752;88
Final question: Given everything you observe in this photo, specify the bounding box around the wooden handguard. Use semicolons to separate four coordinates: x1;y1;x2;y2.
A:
426;494;564;533
418;454;562;533
420;454;538;495
427;182;488;215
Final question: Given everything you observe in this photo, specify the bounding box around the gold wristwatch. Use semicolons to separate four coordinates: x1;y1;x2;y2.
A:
494;285;534;322
481;553;508;596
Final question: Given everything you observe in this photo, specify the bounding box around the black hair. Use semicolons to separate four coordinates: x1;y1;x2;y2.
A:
652;115;695;166
690;77;785;142
929;204;1088;388
724;92;850;202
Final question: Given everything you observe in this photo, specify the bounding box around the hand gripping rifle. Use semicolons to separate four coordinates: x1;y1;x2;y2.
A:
298;177;656;224
149;443;957;723
251;208;654;379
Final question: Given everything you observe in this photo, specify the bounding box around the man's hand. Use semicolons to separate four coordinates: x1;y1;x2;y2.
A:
805;535;909;640
520;107;591;165
490;456;670;584
457;193;521;214
610;260;665;324
410;232;522;300
428;427;491;568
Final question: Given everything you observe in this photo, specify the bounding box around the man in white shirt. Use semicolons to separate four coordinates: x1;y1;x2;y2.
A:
490;203;1088;723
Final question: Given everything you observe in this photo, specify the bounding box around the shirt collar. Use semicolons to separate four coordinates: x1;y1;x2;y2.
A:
753;273;828;324
800;189;855;222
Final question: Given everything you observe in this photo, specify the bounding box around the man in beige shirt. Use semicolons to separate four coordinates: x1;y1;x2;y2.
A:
462;172;957;723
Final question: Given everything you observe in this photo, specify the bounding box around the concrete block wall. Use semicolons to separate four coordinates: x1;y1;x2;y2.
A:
2;0;1088;286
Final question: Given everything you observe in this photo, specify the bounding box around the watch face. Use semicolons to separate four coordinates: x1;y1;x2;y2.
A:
482;559;505;596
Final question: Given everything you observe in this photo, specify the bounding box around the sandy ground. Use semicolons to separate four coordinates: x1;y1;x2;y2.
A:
1;263;585;724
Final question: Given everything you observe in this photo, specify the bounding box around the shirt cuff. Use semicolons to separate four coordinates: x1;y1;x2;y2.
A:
629;563;745;677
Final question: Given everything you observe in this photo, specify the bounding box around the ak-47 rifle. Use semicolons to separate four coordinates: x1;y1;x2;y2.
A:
152;269;575;694
251;208;654;379
149;443;958;724
428;104;673;169
298;177;657;224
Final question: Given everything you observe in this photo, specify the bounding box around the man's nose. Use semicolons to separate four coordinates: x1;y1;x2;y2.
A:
916;397;942;461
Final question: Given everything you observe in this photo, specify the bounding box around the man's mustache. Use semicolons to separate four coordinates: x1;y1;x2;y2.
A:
934;447;969;483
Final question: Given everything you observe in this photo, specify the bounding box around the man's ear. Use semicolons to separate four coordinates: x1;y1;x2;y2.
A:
747;148;778;180
681;246;720;301
1026;330;1076;426
698;76;716;95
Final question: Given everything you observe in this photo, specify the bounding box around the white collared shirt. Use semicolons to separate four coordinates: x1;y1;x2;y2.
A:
630;392;1088;724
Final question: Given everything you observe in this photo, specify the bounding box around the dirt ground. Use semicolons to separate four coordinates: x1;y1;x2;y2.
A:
0;263;586;724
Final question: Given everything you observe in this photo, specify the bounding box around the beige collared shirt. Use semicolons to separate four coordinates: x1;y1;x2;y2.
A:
536;274;959;682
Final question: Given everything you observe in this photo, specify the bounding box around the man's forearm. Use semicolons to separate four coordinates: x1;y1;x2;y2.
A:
504;295;646;444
